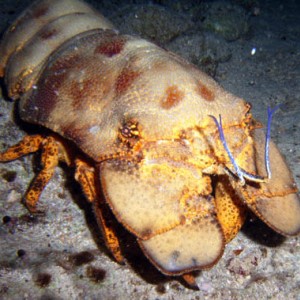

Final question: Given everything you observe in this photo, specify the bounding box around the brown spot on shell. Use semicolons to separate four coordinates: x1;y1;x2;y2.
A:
23;53;80;123
33;6;48;18
40;28;58;40
115;67;140;95
94;35;126;57
69;72;114;110
69;77;95;110
197;82;215;101
161;85;184;109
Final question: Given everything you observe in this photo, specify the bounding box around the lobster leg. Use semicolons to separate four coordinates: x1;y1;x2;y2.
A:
25;136;59;212
0;134;43;161
75;159;124;264
215;176;247;243
182;273;198;289
0;135;59;212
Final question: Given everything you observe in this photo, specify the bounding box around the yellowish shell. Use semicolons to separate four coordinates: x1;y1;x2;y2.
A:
0;0;299;281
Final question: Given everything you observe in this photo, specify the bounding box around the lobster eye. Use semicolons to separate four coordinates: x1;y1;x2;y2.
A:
121;126;131;138
120;121;140;139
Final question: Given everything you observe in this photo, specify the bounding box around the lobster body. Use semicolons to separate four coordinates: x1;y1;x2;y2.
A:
0;0;299;280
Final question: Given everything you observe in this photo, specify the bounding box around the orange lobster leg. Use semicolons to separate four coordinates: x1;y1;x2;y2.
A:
75;159;124;264
24;136;59;212
0;135;43;161
0;135;59;213
215;176;247;243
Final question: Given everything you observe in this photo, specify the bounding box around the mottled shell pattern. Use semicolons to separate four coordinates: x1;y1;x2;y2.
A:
0;0;299;281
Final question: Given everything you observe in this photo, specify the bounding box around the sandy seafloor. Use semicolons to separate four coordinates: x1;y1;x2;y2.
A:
0;0;299;299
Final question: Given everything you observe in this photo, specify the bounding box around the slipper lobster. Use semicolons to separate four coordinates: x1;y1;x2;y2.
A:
0;0;299;286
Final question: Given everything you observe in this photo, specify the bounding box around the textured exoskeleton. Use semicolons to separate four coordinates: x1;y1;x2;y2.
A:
0;0;299;285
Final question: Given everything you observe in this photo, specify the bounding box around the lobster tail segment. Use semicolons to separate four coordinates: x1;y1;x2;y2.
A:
0;0;114;99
